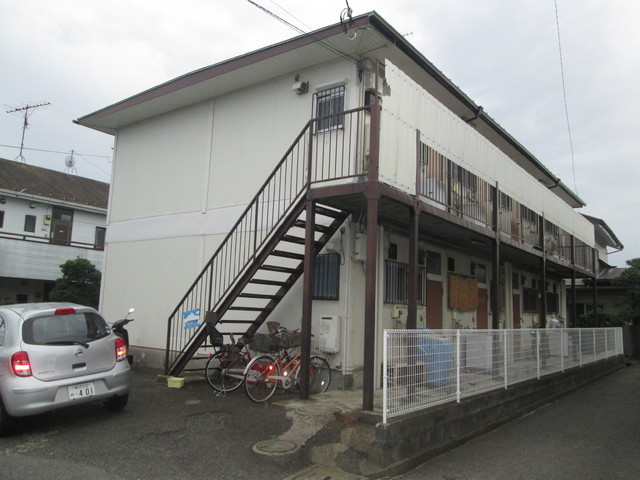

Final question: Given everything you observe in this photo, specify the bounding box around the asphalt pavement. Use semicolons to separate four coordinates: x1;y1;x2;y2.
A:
0;366;309;480
1;363;638;480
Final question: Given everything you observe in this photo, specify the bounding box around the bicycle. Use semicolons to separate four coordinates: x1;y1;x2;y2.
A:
243;332;331;403
205;335;252;394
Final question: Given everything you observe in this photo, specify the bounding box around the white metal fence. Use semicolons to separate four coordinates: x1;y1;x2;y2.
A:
382;328;623;423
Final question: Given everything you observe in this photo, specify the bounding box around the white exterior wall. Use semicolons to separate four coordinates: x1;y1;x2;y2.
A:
100;58;362;355
99;57;582;373
379;61;594;246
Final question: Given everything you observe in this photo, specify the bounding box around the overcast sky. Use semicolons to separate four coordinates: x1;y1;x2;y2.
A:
1;0;638;266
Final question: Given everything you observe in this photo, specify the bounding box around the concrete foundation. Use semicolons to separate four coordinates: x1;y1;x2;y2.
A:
303;356;626;478
376;356;625;476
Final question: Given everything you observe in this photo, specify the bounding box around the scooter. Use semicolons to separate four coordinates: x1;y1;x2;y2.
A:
112;308;135;348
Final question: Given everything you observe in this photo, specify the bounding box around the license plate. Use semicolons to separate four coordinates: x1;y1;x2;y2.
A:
68;382;95;400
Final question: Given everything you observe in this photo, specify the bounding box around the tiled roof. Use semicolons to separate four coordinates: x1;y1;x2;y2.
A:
0;157;109;209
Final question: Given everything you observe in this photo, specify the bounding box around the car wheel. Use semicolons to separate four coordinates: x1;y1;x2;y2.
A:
103;394;129;413
0;399;14;436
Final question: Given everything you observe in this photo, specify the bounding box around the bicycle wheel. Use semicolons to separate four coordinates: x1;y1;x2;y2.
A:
244;355;280;403
295;356;331;394
205;353;247;393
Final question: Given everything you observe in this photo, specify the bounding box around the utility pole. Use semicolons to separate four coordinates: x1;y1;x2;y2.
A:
5;102;50;162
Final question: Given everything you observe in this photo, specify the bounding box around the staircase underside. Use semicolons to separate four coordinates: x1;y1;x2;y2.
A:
167;199;349;376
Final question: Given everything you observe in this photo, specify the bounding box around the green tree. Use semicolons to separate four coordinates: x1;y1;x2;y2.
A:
49;258;101;309
575;309;626;328
615;257;640;325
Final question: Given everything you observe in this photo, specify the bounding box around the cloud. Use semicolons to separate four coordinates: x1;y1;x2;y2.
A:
1;0;638;264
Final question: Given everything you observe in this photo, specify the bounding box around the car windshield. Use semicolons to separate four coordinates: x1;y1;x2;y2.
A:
22;312;110;346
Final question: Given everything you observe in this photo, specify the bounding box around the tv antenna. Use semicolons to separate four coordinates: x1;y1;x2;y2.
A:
64;150;77;174
5;102;51;163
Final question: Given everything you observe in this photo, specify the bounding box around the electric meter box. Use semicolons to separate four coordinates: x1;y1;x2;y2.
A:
319;315;341;353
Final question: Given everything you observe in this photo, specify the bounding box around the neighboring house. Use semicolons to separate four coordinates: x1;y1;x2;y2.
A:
0;158;108;304
570;215;625;319
77;12;615;405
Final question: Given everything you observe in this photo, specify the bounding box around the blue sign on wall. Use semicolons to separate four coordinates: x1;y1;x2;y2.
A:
183;308;201;329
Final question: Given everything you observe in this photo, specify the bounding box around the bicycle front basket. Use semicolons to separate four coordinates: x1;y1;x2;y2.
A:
249;333;280;353
277;331;301;348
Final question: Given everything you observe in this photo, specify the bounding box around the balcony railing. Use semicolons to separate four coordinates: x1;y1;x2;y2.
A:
417;143;595;272
0;231;104;250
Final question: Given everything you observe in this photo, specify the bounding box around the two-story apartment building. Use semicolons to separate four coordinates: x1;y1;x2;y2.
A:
0;158;108;304
77;12;611;407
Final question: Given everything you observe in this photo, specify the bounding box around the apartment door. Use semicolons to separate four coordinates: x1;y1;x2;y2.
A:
426;280;443;329
477;288;489;329
50;207;74;245
512;294;521;329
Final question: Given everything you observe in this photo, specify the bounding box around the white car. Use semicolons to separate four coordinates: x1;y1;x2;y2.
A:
0;303;131;435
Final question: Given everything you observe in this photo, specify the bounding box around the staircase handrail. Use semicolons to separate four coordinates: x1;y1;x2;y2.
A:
165;106;369;372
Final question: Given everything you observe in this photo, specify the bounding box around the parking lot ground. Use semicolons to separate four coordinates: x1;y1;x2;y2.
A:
0;366;313;480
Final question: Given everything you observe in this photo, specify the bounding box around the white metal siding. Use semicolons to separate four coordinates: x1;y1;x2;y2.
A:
380;61;593;245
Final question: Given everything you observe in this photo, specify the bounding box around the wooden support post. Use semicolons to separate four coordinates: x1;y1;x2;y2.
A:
362;59;383;412
592;248;599;326
363;189;379;411
570;235;577;328
407;204;419;329
299;199;316;399
491;183;500;330
539;215;547;328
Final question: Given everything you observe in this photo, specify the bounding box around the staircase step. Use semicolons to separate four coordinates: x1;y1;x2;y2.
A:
260;265;299;274
239;292;284;300
218;320;256;324
228;306;268;312
315;205;346;219
249;279;288;287
271;250;305;260
294;220;332;233
282;235;322;247
282;235;305;245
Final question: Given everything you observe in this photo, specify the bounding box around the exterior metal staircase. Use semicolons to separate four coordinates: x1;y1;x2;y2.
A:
164;107;368;376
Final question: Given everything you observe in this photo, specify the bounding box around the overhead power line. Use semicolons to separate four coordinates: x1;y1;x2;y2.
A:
554;0;578;195
0;143;112;178
245;0;359;65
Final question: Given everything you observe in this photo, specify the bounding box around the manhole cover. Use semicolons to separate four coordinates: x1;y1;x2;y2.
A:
253;439;299;455
253;438;301;464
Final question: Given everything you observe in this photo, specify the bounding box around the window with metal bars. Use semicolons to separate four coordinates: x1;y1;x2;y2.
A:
313;253;340;300
384;260;427;305
313;86;345;132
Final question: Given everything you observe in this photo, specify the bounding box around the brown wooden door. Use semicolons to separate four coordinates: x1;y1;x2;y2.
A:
50;207;74;245
426;280;443;329
512;294;521;329
477;288;488;329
